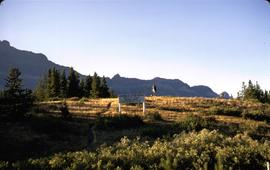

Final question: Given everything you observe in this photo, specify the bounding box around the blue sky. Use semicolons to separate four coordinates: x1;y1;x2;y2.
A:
0;0;270;96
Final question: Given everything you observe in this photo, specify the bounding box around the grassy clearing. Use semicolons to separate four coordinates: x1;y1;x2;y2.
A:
1;97;270;169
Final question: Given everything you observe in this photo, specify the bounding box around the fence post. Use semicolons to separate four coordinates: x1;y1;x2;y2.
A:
143;102;146;114
118;103;121;114
267;162;269;170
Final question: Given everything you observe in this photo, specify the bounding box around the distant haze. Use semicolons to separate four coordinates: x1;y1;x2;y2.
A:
1;0;270;96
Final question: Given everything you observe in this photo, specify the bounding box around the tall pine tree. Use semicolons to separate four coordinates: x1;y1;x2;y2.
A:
79;79;85;97
60;70;67;98
84;75;92;97
4;68;23;97
46;68;61;98
100;76;110;98
67;67;80;97
47;68;54;98
34;75;48;101
52;68;61;97
3;68;33;118
91;72;101;98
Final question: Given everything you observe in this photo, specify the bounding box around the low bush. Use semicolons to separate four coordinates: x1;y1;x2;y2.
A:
0;161;8;170
68;97;80;101
239;120;260;137
141;115;218;139
140;125;168;138
159;106;190;112
145;112;163;121
216;134;268;170
79;97;89;104
242;110;270;123
94;114;144;130
140;124;180;138
59;102;70;119
49;97;61;101
3;129;269;170
207;106;242;117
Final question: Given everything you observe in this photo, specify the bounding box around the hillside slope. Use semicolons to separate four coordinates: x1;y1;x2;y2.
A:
0;40;71;89
0;40;219;97
2;97;270;166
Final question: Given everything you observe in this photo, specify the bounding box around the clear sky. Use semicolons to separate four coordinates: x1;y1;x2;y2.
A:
0;0;270;96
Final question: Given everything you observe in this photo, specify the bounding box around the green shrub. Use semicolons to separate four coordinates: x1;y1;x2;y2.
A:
0;161;9;170
6;129;270;170
69;97;79;101
140;126;167;138
178;115;217;131
49;97;61;101
216;134;269;170
242;110;270;123
59;102;70;119
94;114;144;130
141;115;218;139
159;106;189;112
207;106;242;117
79;97;89;104
145;112;163;121
239;120;260;139
140;124;180;138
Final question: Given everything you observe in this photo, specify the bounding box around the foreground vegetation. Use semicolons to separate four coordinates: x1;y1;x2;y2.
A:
1;109;270;169
1;68;270;169
1;129;269;170
2;95;270;169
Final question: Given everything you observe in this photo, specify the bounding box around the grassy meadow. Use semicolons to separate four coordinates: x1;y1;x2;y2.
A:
1;97;270;169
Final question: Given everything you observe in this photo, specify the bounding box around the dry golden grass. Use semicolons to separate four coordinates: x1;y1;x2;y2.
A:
36;96;268;123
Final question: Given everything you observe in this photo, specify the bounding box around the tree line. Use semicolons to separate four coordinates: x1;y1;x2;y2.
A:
0;67;115;119
237;80;270;103
34;67;114;100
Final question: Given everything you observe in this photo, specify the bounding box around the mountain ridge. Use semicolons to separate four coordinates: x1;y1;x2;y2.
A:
106;74;218;97
0;40;219;98
0;40;77;89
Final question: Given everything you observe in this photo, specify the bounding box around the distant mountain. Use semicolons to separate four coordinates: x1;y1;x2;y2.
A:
219;92;232;99
107;74;219;98
0;40;219;98
0;40;73;89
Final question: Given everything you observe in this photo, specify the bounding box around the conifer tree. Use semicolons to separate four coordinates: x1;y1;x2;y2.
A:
60;70;67;98
2;68;33;118
238;80;270;103
52;68;61;97
34;75;48;101
100;76;110;98
47;68;54;98
91;72;101;98
67;67;80;97
84;75;92;97
35;67;113;99
46;68;61;98
4;68;23;97
79;79;85;97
